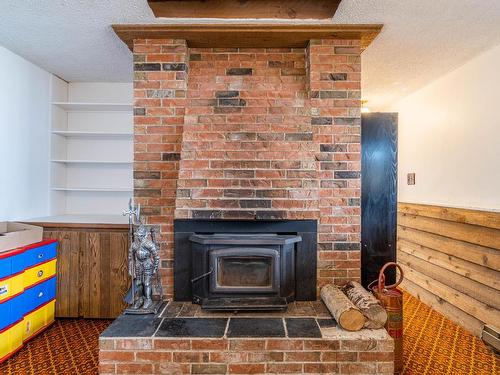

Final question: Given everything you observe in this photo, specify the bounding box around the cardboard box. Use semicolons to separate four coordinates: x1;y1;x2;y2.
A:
0;222;43;253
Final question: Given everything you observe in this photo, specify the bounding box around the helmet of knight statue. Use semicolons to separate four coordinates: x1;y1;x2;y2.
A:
136;225;148;238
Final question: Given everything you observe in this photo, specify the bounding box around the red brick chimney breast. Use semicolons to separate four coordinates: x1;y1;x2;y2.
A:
133;38;361;298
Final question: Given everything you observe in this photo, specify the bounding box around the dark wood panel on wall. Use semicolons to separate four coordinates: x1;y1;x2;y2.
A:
148;0;342;19
397;202;500;337
42;225;129;319
361;113;398;287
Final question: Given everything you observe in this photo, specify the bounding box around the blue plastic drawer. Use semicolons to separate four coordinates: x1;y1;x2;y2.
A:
20;277;56;316
0;276;56;331
0;290;24;331
0;297;14;330
0;258;12;280
11;241;57;272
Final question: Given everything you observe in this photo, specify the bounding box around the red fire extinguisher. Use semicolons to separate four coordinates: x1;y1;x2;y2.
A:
368;262;404;374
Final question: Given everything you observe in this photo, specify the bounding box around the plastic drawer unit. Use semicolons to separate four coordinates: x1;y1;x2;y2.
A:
0;240;57;363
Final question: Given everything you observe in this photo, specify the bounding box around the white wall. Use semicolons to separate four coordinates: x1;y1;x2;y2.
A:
0;46;52;220
392;43;500;211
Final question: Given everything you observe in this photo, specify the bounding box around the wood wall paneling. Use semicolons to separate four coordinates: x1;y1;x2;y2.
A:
398;225;499;270
398;202;500;230
401;278;485;337
399;212;499;250
397;203;500;337
43;227;129;319
400;264;499;327
398;251;499;310
398;238;499;291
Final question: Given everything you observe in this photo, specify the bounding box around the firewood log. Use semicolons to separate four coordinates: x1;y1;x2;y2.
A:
320;284;365;331
343;281;388;329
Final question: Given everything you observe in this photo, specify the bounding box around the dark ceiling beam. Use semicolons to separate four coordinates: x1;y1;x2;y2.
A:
147;0;342;20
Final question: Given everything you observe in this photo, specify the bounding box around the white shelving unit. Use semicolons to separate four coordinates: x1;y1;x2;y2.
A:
52;130;133;139
51;187;133;192
49;79;133;217
51;160;133;164
52;102;132;112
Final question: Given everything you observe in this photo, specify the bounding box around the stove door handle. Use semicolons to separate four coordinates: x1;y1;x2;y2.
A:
191;268;214;284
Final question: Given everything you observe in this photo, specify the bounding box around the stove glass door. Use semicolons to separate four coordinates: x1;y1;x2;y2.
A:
209;247;279;294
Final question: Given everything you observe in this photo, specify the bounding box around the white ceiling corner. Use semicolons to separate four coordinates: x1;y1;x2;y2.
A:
1;0;500;109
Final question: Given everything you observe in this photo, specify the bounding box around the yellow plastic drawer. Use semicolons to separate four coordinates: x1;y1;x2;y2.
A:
23;299;55;341
0;272;24;302
23;259;56;288
0;319;24;362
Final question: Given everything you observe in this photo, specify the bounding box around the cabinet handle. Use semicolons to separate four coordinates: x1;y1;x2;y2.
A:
38;292;43;298
37;270;44;278
38;254;44;259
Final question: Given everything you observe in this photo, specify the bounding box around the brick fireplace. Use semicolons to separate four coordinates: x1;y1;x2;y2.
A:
133;38;362;299
100;26;394;375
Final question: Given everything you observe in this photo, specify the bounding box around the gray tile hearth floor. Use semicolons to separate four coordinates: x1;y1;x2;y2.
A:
162;300;331;318
101;300;337;339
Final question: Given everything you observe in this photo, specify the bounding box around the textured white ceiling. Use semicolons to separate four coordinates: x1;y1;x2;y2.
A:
1;1;500;109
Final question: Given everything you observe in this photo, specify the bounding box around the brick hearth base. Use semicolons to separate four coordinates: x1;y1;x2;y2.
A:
99;301;394;374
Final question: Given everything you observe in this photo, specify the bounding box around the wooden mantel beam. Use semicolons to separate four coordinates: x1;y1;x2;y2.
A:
147;0;342;20
112;23;383;51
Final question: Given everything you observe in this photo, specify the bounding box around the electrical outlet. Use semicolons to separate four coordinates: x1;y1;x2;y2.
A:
407;173;415;185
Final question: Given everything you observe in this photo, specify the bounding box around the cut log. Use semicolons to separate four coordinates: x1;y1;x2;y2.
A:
343;281;388;329
321;284;365;331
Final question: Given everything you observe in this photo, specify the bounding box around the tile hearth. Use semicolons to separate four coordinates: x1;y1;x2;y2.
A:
99;301;394;374
102;301;332;340
162;301;331;318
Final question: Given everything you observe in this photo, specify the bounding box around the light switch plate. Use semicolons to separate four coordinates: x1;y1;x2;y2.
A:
407;173;415;185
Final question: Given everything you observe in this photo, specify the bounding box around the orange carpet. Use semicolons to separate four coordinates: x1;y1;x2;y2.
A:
0;292;498;374
402;291;498;374
0;318;111;375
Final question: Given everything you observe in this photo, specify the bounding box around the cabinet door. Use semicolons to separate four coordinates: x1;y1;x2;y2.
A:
80;230;129;318
44;228;129;319
43;230;80;317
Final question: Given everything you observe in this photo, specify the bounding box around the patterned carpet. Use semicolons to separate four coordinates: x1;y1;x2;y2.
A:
402;292;498;374
0;291;498;374
0;319;111;375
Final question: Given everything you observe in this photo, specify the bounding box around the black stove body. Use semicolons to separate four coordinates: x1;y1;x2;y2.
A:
173;220;318;311
190;234;301;310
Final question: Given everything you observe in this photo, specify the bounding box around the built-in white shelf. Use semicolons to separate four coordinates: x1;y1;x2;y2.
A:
51;159;133;164
52;130;133;139
49;81;133;217
51;187;133;192
52;102;133;112
23;214;129;225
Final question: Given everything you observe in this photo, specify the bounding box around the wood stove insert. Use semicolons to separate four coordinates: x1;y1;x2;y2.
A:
173;220;318;310
190;234;301;310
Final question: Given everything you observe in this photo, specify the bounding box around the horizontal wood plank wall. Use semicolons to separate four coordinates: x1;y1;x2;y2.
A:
397;202;500;337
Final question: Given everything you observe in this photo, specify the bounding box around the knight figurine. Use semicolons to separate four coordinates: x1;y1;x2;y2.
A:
129;224;160;310
122;199;163;314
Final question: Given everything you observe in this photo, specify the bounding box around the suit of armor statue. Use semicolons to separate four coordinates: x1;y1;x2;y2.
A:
129;225;160;310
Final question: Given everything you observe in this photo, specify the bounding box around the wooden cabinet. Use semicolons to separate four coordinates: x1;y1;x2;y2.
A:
39;224;129;319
